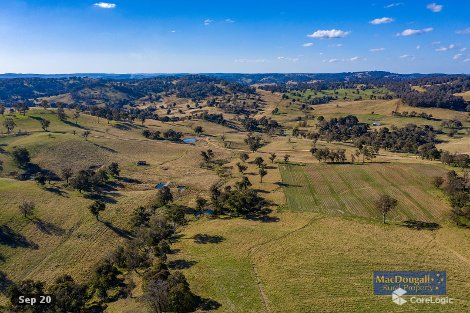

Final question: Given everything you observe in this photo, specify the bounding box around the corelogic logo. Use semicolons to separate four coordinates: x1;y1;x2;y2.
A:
392;288;407;305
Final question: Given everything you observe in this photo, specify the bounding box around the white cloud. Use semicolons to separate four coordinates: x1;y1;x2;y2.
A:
170;30;176;33
460;48;467;52
93;2;116;9
225;19;235;23
453;54;463;60
397;28;433;36
323;58;340;63
350;56;360;62
277;56;299;62
203;19;213;26
308;29;350;39
302;43;314;47
370;17;394;25
370;48;385;52
400;54;415;60
456;28;470;35
435;44;456;52
385;2;403;8
416;45;421;49
427;3;443;13
464;58;470;63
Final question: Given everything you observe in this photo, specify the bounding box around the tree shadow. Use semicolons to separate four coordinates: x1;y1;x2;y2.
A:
274;182;301;188
193;234;225;244
168;259;198;270
199;298;222;311
84;193;118;204
402;220;441;231
44;186;69;197
244;208;279;223
0;225;38;249
32;218;65;236
0;271;13;294
92;143;118;153
61;119;88;130
102;221;134;239
118;177;142;184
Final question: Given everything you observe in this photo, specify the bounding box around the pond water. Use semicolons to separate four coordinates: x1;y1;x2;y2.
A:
155;183;167;189
183;138;197;144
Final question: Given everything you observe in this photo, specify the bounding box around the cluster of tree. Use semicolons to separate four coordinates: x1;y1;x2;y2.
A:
194;111;226;125
4;186;201;312
316;115;370;142
392;111;433;120
68;163;120;193
434;171;469;227
142;129;183;142
309;147;347;163
387;79;469;111
210;181;268;216
244;134;264;152
441;119;463;130
316;116;439;157
241;116;282;134
440;152;470;168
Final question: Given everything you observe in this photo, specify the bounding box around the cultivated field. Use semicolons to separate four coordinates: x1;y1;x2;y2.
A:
279;163;451;222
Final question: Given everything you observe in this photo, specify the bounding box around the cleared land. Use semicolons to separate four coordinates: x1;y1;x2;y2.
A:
172;213;470;313
279;163;450;222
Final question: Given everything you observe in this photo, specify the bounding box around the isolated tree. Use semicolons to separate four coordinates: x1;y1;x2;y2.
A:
433;176;444;188
40;119;50;132
73;111;80;125
254;157;265;168
139;113;146;126
239;152;249;163
259;167;268;183
47;275;87;313
195;197;207;215
157;186;173;206
236;176;252;190
236;162;247;174
19;201;35;218
57;107;67;121
61;167;73;184
283;154;290;163
3;118;16;133
82;130;91;141
12;147;30;168
376;195;398;224
130;206;151;228
40;100;49;111
0;104;5;116
193;126;203;136
244;134;263;152
108;162;120;178
14;103;28;116
89;200;106;221
0;160;3;173
269;152;276;163
70;170;92;193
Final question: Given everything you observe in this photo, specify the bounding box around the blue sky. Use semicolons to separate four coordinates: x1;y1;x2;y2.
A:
0;0;469;73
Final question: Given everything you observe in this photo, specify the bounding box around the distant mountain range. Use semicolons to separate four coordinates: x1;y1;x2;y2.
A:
0;71;466;84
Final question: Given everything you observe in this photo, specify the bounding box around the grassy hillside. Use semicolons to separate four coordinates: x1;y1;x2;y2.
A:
172;213;470;313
